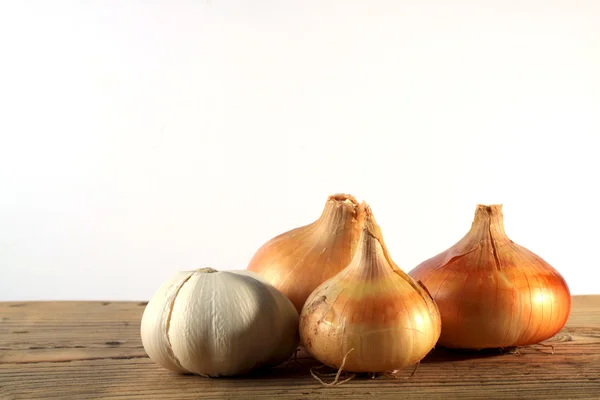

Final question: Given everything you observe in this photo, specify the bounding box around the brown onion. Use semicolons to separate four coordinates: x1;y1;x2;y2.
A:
409;204;571;349
247;194;363;312
300;204;441;373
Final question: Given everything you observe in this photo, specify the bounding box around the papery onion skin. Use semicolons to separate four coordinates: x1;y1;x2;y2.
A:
140;268;299;377
247;194;363;312
409;204;571;350
300;205;441;373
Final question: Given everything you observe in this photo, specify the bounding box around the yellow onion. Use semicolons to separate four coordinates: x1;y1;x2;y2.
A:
409;204;571;350
247;194;363;312
299;204;441;373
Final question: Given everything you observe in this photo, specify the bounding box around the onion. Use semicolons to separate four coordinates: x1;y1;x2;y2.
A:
300;204;441;373
409;204;571;349
247;194;363;312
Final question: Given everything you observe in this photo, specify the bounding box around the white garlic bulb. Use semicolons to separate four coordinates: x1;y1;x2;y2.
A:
140;268;299;377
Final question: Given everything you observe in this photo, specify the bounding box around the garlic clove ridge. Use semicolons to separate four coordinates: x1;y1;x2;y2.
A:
140;271;194;373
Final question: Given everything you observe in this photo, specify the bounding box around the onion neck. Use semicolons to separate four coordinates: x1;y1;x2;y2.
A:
345;204;437;307
345;204;398;280
467;204;510;242
313;194;361;239
350;229;390;280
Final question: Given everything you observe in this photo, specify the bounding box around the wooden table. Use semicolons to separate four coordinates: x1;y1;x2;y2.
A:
1;296;599;399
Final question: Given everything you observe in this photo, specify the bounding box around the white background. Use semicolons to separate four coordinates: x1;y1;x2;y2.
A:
1;0;598;301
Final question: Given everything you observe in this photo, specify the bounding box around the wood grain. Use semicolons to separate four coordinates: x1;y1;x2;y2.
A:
1;296;599;399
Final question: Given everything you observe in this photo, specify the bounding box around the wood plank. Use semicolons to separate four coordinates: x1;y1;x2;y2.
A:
1;296;599;399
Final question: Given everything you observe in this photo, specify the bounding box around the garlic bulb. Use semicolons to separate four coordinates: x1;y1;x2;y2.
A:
247;194;363;312
409;204;571;350
140;268;299;377
300;205;441;373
